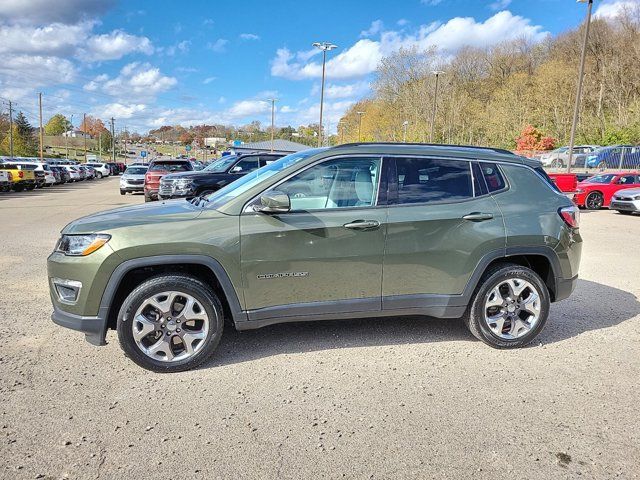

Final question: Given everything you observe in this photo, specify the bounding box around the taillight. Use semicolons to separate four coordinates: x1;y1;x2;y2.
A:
18;171;24;178
559;206;580;228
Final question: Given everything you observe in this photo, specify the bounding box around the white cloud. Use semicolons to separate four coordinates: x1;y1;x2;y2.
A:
165;40;190;56
203;77;217;84
311;80;370;99
97;102;147;119
272;11;548;80
207;38;228;53
239;33;260;40
83;62;177;101
489;0;512;11
397;19;409;26
80;29;153;61
0;0;114;24
594;0;640;19
0;55;76;97
421;0;443;5
0;21;94;56
361;20;383;37
226;99;270;118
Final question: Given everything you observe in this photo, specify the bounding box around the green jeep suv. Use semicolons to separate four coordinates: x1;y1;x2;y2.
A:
48;144;582;372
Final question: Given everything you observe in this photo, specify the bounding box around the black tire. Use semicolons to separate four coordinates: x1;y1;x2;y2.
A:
463;263;550;349
144;193;152;202
117;274;224;372
25;185;36;191
120;189;126;195
585;191;604;210
97;172;103;179
617;210;632;215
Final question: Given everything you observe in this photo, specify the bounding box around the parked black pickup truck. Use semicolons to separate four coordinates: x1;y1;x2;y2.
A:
158;153;284;200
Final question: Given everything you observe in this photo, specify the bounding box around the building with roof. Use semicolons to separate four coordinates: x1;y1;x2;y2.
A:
232;139;311;154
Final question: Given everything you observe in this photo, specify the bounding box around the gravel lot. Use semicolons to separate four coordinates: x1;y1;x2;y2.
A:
1;177;638;479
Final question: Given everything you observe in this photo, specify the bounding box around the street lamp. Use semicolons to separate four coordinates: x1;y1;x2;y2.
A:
430;71;444;143
312;41;338;147
567;0;594;173
66;114;74;160
268;98;277;152
356;111;365;141
402;120;409;143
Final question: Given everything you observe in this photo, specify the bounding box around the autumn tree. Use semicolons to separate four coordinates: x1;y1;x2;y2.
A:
78;115;106;138
44;114;72;135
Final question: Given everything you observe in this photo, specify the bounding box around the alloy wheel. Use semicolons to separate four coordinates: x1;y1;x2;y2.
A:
132;291;209;362
483;278;541;340
586;192;603;210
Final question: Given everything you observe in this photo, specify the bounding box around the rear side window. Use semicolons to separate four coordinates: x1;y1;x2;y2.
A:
149;162;191;172
391;157;473;205
472;162;488;196
479;163;506;192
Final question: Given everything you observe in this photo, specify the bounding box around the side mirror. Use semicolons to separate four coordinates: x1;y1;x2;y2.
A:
253;190;290;213
231;166;243;173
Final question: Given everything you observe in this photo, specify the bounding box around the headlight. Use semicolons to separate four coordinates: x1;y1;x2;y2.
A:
56;234;111;256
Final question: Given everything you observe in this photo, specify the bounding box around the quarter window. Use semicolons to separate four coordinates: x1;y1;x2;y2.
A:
479;163;506;192
391;157;473;204
276;157;381;211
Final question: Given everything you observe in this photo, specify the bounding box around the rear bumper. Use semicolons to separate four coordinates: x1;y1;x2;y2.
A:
555;274;578;302
51;306;107;346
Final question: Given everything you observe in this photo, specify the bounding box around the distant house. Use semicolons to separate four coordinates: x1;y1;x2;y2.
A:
204;137;227;147
232;139;311;154
62;129;92;139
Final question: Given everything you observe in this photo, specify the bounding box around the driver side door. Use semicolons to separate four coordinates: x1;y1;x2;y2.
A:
239;156;387;321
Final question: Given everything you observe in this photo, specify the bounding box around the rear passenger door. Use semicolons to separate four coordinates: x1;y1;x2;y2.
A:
382;157;506;310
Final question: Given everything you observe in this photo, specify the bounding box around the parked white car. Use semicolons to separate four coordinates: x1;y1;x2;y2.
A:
85;162;110;178
119;165;148;195
0;170;11;191
62;165;80;182
610;187;640;215
22;161;56;186
539;145;599;168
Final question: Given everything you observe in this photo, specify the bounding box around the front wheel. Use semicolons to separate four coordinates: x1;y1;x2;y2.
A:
97;172;103;179
463;263;550;349
120;189;126;195
585;191;604;210
117;275;224;372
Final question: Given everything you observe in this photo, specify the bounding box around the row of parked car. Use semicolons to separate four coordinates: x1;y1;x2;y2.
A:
0;157;127;193
539;145;640;170
548;170;640;214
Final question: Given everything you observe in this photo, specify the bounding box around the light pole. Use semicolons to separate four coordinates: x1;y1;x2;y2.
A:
66;114;73;159
429;71;444;143
567;0;594;173
356;111;365;141
312;41;338;147
402;120;409;143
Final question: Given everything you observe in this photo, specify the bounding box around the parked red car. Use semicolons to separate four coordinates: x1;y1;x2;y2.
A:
144;159;193;202
547;173;578;202
574;172;640;209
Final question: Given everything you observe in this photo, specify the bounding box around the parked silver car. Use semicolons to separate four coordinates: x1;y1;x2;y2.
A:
119;165;148;195
539;145;599;168
610;187;640;215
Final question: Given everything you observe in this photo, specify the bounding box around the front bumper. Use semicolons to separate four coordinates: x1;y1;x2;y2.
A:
610;199;640;212
52;306;107;346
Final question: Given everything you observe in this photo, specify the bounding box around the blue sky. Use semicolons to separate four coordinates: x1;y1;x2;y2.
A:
0;0;637;134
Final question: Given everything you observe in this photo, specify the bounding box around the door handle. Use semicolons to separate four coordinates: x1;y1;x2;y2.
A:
462;212;494;221
343;220;380;230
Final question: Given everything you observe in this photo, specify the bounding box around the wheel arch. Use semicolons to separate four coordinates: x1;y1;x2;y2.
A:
101;255;246;335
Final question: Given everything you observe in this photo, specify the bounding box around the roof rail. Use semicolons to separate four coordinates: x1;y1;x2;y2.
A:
333;142;516;156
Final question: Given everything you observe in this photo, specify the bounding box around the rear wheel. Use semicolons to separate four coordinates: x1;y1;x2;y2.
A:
117;275;224;372
97;172;103;179
585;191;604;210
463;263;550;349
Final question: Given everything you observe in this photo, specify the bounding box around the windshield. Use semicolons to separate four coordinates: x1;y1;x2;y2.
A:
204;156;238;173
124;167;148;175
149;161;191;172
207;148;327;209
584;174;615;184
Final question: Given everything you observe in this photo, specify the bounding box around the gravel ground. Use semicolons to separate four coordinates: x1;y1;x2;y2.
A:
0;177;638;480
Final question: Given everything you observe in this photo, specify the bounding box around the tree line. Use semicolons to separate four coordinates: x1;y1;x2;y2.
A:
338;6;640;150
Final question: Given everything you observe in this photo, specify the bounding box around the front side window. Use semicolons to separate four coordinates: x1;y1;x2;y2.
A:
391;157;473;205
276;157;381;211
232;157;259;173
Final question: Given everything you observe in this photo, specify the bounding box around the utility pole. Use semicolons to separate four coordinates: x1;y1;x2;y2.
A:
83;113;87;163
357;111;365;142
430;71;444;143
110;118;116;163
269;98;276;153
8;100;14;159
38;93;44;161
123;126;128;164
567;0;594;173
66;114;73;160
98;131;102;159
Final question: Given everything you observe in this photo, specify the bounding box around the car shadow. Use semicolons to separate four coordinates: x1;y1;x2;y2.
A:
200;279;639;369
0;179;113;200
